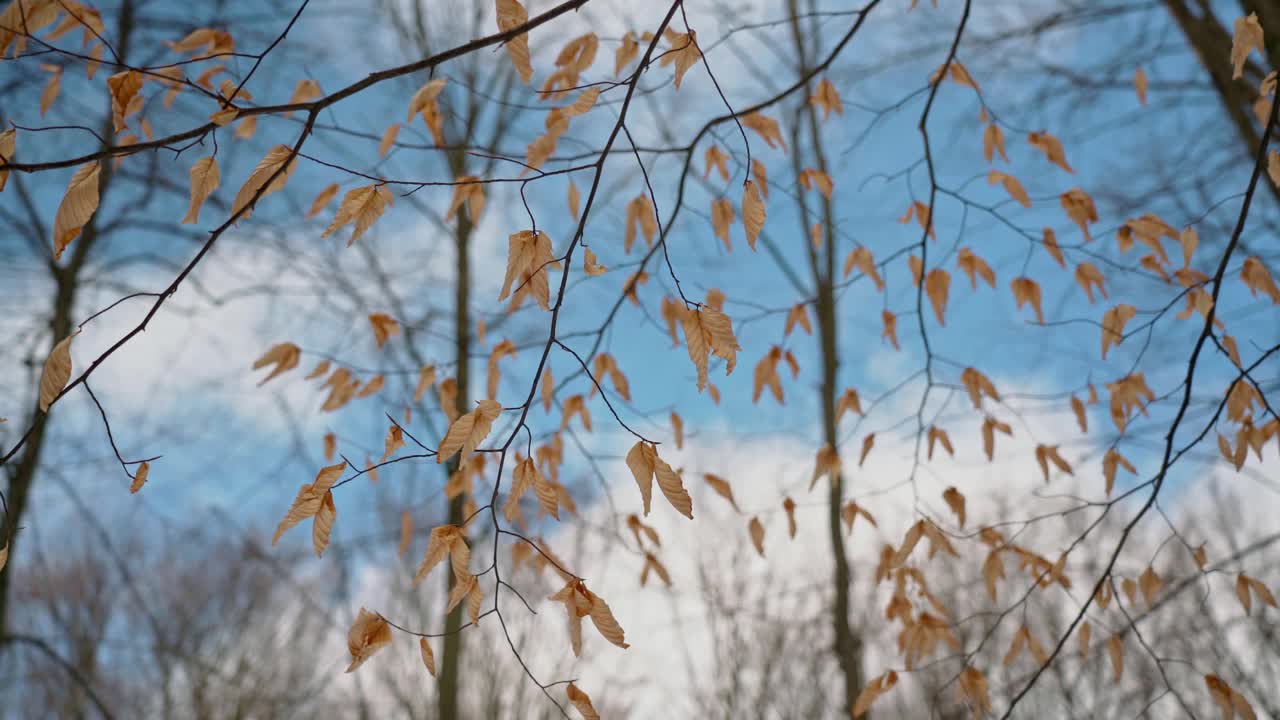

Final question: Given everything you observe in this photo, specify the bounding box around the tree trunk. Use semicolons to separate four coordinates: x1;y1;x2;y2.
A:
1;0;136;634
1164;0;1279;205
437;150;473;720
787;0;864;712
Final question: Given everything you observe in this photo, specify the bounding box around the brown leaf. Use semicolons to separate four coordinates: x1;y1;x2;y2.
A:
1101;304;1136;359
981;416;1012;461
312;490;336;557
181;157;220;225
1041;227;1066;268
378;123;401;158
942;487;966;528
1107;634;1124;682
230;145;297;221
1231;13;1265;79
704;473;740;512
0;128;15;193
1071;395;1088;434
495;0;533;83
983;122;1007;163
345;608;392;673
129;461;150;494
306;183;339;219
271;462;345;546
654;456;693;519
419;637;436;677
1061;188;1098;241
626;441;657;515
925;269;951;325
436;400;502;465
499;230;555;309
107;70;143;133
567;683;600;720
322;185;393;246
742;180;765;250
859;433;875;466
38;333;76;412
1010;277;1044;324
251;342;300;385
1028;131;1074;173
881;311;899;350
748;516;766;556
52;161;102;260
368;313;400;349
988;170;1031;208
398;511;413;559
809;78;843;121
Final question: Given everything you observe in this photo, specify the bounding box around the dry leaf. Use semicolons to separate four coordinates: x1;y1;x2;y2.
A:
322;185;394;246
942;487;966;528
742;180;765;250
1107;634;1123;682
271;462;345;546
378;123;401;158
567;683;600;720
1028;131;1074;173
1231;13;1264;80
925;269;950;325
252;342;300;385
881;311;899;350
129;461;150;494
419;637;436;677
681;306;740;392
1010;277;1044;324
496;0;533;83
988;170;1031;208
307;183;340;219
0;128;15;193
436;400;502;465
368;313;400;349
312;491;336;557
1061;188;1098;241
231;145;297;220
1101;304;1136;359
981;416;1012;460
499;230;555;310
181;157;220;225
107;70;143;133
809;78;842;120
852;671;899;718
52;161;101;260
548;580;629;655
38;333;76;412
983;122;1007;163
1042;227;1066;268
346;608;392;673
782;497;797;538
703;473;740;512
398;511;412;558
748;516;766;556
1134;67;1148;105
710;197;734;250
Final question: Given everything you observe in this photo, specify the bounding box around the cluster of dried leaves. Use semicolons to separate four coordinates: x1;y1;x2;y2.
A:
7;0;1280;718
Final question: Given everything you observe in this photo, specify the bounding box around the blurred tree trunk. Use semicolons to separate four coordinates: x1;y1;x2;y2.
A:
787;1;865;713
438;147;473;720
1164;0;1279;202
0;0;136;635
